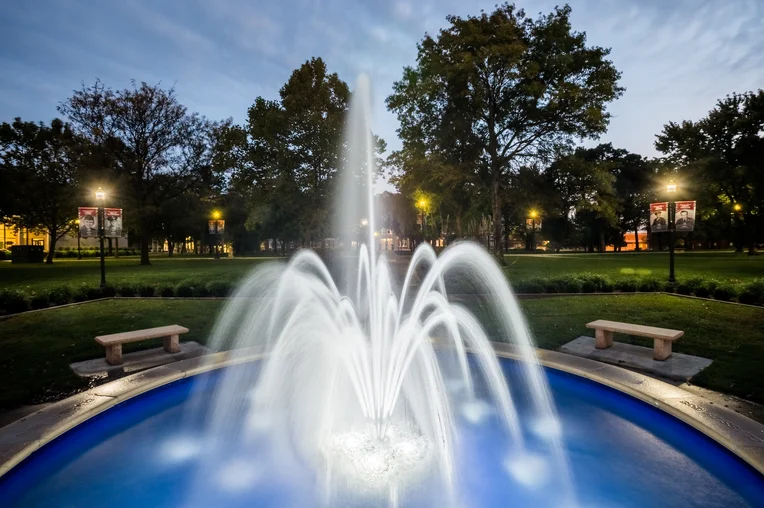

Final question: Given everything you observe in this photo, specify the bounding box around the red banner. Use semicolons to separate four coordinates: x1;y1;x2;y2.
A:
104;208;123;238
650;202;668;232
78;207;98;238
675;201;696;232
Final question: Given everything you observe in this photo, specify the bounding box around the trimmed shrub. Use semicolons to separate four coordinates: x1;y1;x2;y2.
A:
176;281;194;298
738;279;764;306
101;284;117;298
694;279;718;299
137;284;155;297
581;279;598;293
118;284;137;297
637;278;662;292
30;294;50;310
712;283;736;302
514;279;544;294
615;278;637;292
206;280;233;297
549;275;583;293
158;285;176;298
0;290;29;314
541;278;563;293
48;285;73;306
676;276;706;296
73;286;91;302
194;284;210;297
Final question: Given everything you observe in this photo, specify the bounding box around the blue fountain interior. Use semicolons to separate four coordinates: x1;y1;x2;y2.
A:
1;357;762;508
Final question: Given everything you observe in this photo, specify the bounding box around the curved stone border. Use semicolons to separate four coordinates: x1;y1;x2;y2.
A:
1;345;763;480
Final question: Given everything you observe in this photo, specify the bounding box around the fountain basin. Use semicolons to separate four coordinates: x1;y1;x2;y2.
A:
1;346;763;507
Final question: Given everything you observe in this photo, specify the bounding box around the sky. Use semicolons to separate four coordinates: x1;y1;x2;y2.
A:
1;0;763;190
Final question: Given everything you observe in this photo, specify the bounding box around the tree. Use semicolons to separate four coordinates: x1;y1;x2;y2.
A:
656;90;764;254
59;80;219;265
387;3;623;255
545;146;619;252
226;58;385;250
0;118;86;263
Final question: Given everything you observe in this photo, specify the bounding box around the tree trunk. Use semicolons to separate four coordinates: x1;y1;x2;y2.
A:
140;229;151;265
108;237;113;256
168;241;174;257
634;228;640;251
746;215;757;255
46;228;56;264
455;214;462;238
490;171;502;258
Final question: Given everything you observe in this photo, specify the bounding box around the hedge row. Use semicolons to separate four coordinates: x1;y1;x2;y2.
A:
512;273;764;305
1;275;763;316
0;248;140;260
52;248;140;258
0;279;235;315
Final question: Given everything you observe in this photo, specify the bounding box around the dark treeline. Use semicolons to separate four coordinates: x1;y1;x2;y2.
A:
1;3;762;264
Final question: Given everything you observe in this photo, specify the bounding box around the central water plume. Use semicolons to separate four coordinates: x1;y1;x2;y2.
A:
187;75;574;507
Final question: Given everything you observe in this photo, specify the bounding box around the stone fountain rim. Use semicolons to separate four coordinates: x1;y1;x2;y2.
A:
1;344;763;480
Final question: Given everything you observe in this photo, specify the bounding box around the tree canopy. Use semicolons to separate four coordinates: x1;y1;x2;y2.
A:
387;3;624;253
656;90;764;254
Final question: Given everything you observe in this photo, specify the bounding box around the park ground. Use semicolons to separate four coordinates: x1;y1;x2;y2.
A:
0;251;762;415
1;250;763;296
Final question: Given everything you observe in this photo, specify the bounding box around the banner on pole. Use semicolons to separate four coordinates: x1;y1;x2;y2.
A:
78;207;98;238
650;202;669;232
104;208;123;238
208;220;225;235
525;218;542;230
675;201;696;232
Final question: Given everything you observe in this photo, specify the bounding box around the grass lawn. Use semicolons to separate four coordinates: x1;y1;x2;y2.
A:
502;250;763;282
0;294;762;411
0;256;278;296
2;251;761;300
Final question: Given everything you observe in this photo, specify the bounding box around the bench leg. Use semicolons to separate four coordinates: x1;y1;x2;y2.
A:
654;340;672;361
163;334;180;354
105;344;123;365
595;329;614;349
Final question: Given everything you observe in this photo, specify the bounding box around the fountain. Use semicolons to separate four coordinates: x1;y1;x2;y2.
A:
185;74;573;506
1;75;763;507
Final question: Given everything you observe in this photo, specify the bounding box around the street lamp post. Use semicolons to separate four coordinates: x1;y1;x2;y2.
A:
667;180;677;284
95;187;106;287
212;210;221;259
528;210;538;251
75;219;82;259
417;199;427;246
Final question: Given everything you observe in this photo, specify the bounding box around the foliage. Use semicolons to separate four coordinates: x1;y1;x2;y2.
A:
0;118;85;263
205;280;232;297
387;3;623;253
59;80;222;265
0;290;29;314
656;90;764;254
738;279;764;306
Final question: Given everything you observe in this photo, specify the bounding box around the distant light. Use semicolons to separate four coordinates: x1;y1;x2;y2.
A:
667;180;677;193
733;204;742;212
360;218;368;226
417;199;427;209
529;210;538;219
373;231;379;237
212;210;221;219
95;187;105;200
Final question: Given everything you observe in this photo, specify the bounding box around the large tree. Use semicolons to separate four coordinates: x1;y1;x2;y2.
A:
387;3;623;254
228;58;385;249
59;80;219;265
0;118;86;263
656;90;764;254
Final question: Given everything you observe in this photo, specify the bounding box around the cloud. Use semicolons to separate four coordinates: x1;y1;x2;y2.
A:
393;2;413;20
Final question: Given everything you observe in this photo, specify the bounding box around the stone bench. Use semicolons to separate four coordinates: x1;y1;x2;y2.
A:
95;325;189;365
585;320;684;361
